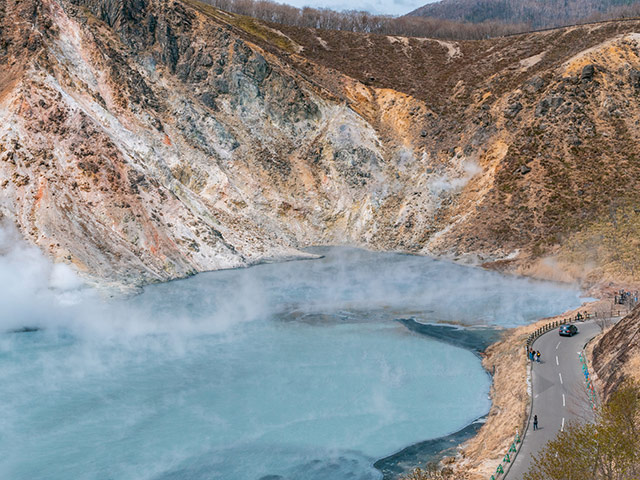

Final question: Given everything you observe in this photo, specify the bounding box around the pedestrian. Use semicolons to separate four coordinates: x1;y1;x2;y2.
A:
533;414;538;430
536;351;541;362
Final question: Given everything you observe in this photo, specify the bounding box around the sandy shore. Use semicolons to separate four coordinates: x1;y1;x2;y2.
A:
447;298;612;480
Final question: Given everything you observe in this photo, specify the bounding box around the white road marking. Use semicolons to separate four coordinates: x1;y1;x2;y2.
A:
562;394;566;407
559;372;563;384
561;417;565;431
556;341;561;350
556;356;559;366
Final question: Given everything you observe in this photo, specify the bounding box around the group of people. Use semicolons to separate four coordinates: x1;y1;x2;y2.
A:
527;347;541;362
614;289;638;305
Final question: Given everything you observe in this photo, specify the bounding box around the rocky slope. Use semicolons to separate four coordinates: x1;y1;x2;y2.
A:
592;305;640;399
3;0;640;288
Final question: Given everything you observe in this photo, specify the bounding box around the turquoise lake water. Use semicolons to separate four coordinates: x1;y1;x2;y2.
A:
0;247;584;480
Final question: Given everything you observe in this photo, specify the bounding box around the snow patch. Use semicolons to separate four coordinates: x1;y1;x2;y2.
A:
520;52;544;69
315;35;329;50
264;25;303;53
436;40;462;60
387;36;410;47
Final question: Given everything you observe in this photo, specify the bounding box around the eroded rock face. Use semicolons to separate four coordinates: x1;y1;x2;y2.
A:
0;0;419;288
5;0;640;288
592;306;640;400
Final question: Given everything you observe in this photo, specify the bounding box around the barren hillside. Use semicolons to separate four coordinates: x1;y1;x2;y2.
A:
2;0;640;288
409;0;640;28
592;305;640;399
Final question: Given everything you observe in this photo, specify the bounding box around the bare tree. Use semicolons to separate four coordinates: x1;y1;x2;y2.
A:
200;0;640;42
594;301;615;331
200;0;528;40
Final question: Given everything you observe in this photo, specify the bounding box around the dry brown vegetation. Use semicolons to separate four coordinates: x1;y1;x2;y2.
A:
204;0;528;40
412;0;640;30
4;0;640;477
203;0;640;41
592;304;640;400
8;0;640;286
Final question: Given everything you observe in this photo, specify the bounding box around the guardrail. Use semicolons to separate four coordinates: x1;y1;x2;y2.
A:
491;309;625;480
489;431;521;480
525;309;630;350
578;351;598;411
493;306;633;479
489;318;577;479
526;315;580;350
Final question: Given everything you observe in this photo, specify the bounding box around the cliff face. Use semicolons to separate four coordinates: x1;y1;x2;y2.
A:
3;0;640;287
1;0;395;287
592;306;640;400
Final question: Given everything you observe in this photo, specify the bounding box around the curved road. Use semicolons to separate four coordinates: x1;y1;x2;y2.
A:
505;320;602;479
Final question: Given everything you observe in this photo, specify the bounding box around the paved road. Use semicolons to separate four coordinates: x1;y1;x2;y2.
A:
505;320;602;479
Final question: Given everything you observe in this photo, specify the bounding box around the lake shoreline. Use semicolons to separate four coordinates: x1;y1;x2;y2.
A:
372;319;502;479
374;416;486;479
447;300;605;480
375;301;605;480
371;319;503;479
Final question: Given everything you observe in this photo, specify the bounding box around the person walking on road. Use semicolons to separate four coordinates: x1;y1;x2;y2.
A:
536;351;541;363
533;414;538;430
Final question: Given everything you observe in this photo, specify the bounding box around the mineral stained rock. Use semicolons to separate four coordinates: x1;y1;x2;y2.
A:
4;0;640;288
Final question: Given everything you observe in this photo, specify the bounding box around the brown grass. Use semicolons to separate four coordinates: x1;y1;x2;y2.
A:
182;0;300;52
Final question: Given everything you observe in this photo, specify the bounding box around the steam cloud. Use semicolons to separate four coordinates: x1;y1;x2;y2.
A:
0;223;88;332
0;221;269;340
0;222;586;480
0;220;585;339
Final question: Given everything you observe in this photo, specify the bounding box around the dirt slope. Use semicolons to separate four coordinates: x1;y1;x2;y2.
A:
592;305;640;399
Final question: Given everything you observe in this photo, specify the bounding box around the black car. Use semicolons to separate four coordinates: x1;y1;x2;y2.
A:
559;324;578;336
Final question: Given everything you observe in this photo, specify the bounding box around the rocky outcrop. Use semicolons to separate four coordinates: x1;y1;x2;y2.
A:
0;0;394;287
581;63;596;83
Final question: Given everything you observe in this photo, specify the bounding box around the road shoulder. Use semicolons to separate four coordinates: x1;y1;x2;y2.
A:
451;301;607;479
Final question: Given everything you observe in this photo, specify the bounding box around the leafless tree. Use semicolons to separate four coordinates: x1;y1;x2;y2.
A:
201;0;528;40
202;0;640;41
